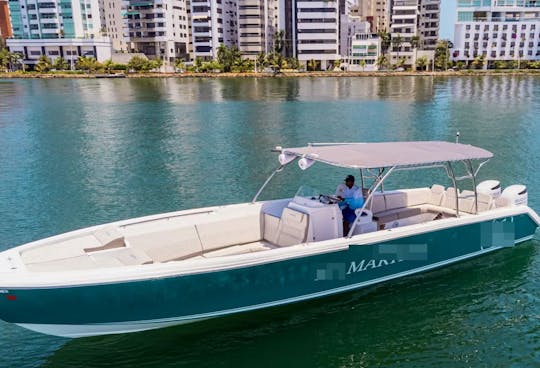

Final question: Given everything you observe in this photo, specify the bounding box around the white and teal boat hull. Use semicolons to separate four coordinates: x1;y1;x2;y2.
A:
0;207;537;338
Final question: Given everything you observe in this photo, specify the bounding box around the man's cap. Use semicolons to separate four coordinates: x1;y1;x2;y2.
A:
345;175;355;182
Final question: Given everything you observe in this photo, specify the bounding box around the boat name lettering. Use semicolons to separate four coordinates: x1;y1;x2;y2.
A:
346;259;403;275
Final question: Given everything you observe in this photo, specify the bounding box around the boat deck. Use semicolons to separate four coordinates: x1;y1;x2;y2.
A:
14;185;511;273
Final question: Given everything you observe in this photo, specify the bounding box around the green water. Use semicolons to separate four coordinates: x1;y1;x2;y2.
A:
0;76;539;367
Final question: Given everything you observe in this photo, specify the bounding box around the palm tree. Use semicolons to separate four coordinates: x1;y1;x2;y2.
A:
376;55;387;70
392;35;403;64
377;31;391;57
102;59;114;74
53;57;69;71
35;55;52;73
75;56;101;73
273;30;285;55
0;48;10;72
415;56;428;71
307;59;318;71
174;58;186;72
410;35;420;70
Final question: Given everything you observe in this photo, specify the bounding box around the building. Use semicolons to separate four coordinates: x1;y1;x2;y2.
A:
346;32;380;71
340;14;370;56
7;0;103;40
453;0;540;66
351;0;391;33
294;0;340;70
101;0;127;51
7;38;112;66
0;0;12;39
123;0;191;63
389;0;439;67
237;0;278;58
190;0;237;60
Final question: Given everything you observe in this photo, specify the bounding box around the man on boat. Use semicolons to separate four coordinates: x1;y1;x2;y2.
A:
336;175;364;235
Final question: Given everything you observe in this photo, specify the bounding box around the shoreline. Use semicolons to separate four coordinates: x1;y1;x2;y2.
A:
1;70;539;79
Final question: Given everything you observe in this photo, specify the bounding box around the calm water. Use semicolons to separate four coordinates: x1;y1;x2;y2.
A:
1;76;540;367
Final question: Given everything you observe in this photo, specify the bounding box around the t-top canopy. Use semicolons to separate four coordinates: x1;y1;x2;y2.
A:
278;141;493;169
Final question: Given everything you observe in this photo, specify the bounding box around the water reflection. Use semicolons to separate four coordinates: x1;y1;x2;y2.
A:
0;76;539;367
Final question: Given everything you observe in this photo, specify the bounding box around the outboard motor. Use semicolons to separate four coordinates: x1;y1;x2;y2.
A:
476;180;501;198
500;185;528;206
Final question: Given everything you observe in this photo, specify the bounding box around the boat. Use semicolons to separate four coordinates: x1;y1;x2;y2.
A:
0;141;538;338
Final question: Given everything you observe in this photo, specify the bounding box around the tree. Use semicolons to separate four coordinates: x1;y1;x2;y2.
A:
376;55;387;70
53;57;69;71
127;56;151;72
273;30;285;55
150;58;163;72
286;57;299;70
471;54;485;70
392;35;403;62
410;35;421;70
416;56;428;71
307;59;318;71
76;56;101;73
256;52;267;71
378;31;391;57
174;58;186;72
0;48;11;72
35;55;52;73
102;59;114;74
359;59;367;72
434;39;453;70
217;44;241;72
194;57;203;72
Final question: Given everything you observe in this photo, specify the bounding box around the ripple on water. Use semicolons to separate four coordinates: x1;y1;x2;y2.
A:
0;77;540;367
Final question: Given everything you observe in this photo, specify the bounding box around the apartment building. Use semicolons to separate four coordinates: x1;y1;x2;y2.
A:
453;0;540;65
102;0;126;51
124;0;191;62
237;0;278;58
0;0;12;39
352;0;390;32
190;0;237;59
295;0;340;70
389;0;439;66
7;0;103;40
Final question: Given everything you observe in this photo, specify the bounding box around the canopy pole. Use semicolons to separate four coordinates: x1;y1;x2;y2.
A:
360;169;365;191
467;159;478;214
252;165;284;203
347;166;396;238
447;161;459;217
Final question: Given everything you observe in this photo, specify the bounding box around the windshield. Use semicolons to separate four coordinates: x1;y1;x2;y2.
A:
294;185;322;200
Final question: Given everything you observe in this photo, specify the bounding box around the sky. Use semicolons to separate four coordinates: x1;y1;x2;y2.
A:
439;0;457;40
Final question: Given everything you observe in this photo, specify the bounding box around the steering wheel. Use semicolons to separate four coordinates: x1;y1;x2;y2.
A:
318;194;340;205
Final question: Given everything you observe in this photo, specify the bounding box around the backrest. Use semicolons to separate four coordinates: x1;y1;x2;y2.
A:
429;184;446;206
495;196;511;208
263;213;280;244
405;188;431;207
127;226;203;262
458;190;476;213
371;193;386;214
384;191;408;211
275;208;309;247
196;212;262;252
444;187;459;210
477;192;494;212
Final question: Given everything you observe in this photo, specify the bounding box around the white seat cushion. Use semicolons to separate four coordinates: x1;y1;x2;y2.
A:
275;208;309;246
429;184;446;206
127;226;203;262
203;241;274;258
91;248;152;266
263;214;280;244
21;235;99;265
196;213;262;252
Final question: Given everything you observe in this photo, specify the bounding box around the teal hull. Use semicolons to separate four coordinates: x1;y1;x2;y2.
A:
0;214;537;335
